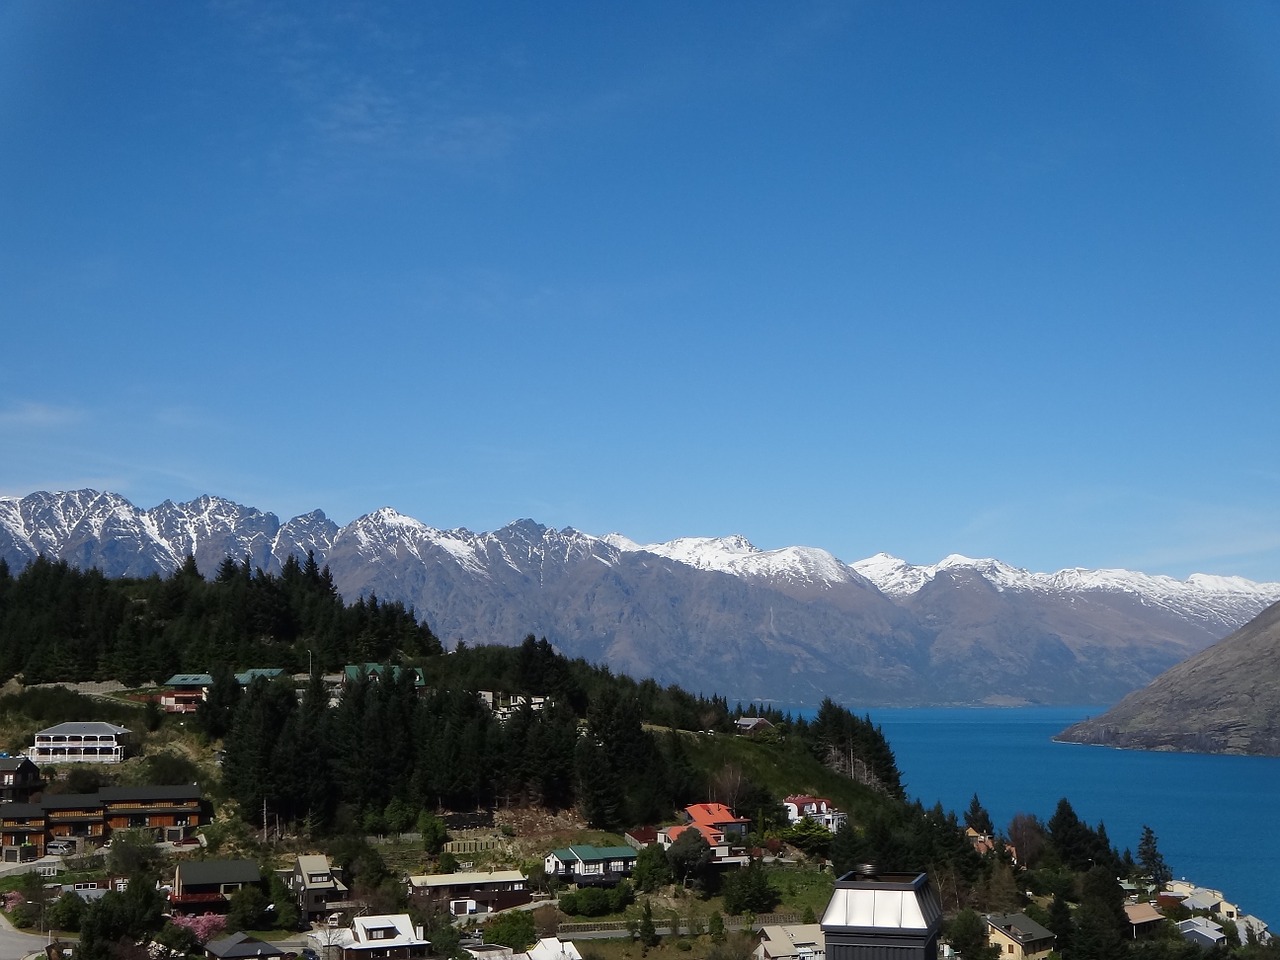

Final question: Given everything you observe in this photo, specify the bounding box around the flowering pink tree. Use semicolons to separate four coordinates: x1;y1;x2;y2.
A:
171;913;227;944
4;891;23;912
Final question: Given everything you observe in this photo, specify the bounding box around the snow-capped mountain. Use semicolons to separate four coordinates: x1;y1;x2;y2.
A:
617;535;870;589
4;489;1279;707
852;552;1278;638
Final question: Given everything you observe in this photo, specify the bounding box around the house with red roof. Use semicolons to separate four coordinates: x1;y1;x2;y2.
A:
686;802;751;837
656;803;752;866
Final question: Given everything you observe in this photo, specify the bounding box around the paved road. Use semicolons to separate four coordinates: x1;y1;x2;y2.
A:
0;908;57;960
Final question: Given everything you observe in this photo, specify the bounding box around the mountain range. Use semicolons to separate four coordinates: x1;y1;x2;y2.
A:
3;489;1278;707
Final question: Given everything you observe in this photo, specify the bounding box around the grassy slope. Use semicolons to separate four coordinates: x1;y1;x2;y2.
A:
675;728;889;823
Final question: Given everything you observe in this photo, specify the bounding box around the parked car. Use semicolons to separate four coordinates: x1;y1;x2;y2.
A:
46;840;75;856
301;950;320;960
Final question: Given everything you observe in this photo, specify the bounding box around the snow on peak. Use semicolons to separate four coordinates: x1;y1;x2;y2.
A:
602;533;642;552
612;534;857;586
852;553;1280;625
639;535;761;568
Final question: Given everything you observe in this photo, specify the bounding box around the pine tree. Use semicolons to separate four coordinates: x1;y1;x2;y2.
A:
638;900;658;947
964;793;994;835
1136;824;1172;886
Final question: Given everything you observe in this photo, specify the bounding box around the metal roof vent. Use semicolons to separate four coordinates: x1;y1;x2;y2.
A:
820;871;944;960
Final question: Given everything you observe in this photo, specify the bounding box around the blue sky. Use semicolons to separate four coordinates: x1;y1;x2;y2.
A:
3;2;1279;581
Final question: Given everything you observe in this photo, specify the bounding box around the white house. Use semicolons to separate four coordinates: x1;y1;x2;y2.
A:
755;924;825;960
543;845;636;884
1178;917;1226;949
341;914;430;960
27;722;132;764
783;795;847;833
523;938;583;960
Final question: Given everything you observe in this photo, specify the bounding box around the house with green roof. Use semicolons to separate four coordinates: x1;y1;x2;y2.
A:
343;663;427;691
543;845;637;886
235;668;285;685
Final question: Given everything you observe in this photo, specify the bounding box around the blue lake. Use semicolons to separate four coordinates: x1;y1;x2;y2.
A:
846;706;1280;927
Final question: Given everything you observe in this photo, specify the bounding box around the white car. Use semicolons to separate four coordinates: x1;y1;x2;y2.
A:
46;840;75;856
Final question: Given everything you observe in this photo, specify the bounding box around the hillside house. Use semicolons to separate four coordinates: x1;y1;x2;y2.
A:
343;664;427;694
100;784;203;840
783;795;847;833
656;802;754;865
685;802;751;838
985;913;1056;960
524;938;583;960
755;923;825;960
1124;902;1165;939
1178;917;1226;949
0;803;47;860
477;691;553;722
161;674;213;714
736;717;774;736
235;668;285;685
27;722;132;764
544;845;637;886
288;854;350;919
0;756;43;802
44;794;106;845
2;783;205;856
407;869;529;915
341;913;430;960
205;932;289;960
657;822;748;865
965;827;1018;864
170;859;262;915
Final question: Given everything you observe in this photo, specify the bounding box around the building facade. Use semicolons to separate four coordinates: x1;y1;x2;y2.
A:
27;722;132;764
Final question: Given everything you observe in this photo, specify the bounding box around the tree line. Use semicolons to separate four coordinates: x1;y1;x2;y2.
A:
212;637;901;837
0;553;439;684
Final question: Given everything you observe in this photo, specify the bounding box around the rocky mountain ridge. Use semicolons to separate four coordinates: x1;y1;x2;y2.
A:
1056;599;1280;755
3;489;1278;707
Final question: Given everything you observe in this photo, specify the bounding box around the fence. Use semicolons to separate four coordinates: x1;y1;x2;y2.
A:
445;836;504;854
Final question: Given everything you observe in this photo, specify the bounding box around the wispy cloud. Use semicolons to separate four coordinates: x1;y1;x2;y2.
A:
0;402;84;429
215;3;541;172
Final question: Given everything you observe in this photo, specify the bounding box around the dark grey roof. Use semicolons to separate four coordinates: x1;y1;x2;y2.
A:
0;802;44;817
61;886;107;902
988;913;1055;944
99;784;201;802
41;794;104;811
35;721;130;736
205;931;287;959
179;859;261;887
0;756;37;771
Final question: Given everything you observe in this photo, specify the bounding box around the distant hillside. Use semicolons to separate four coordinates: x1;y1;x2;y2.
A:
1056;599;1280;755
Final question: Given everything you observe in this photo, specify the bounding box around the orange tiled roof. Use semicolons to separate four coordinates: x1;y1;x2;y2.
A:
686;802;749;826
